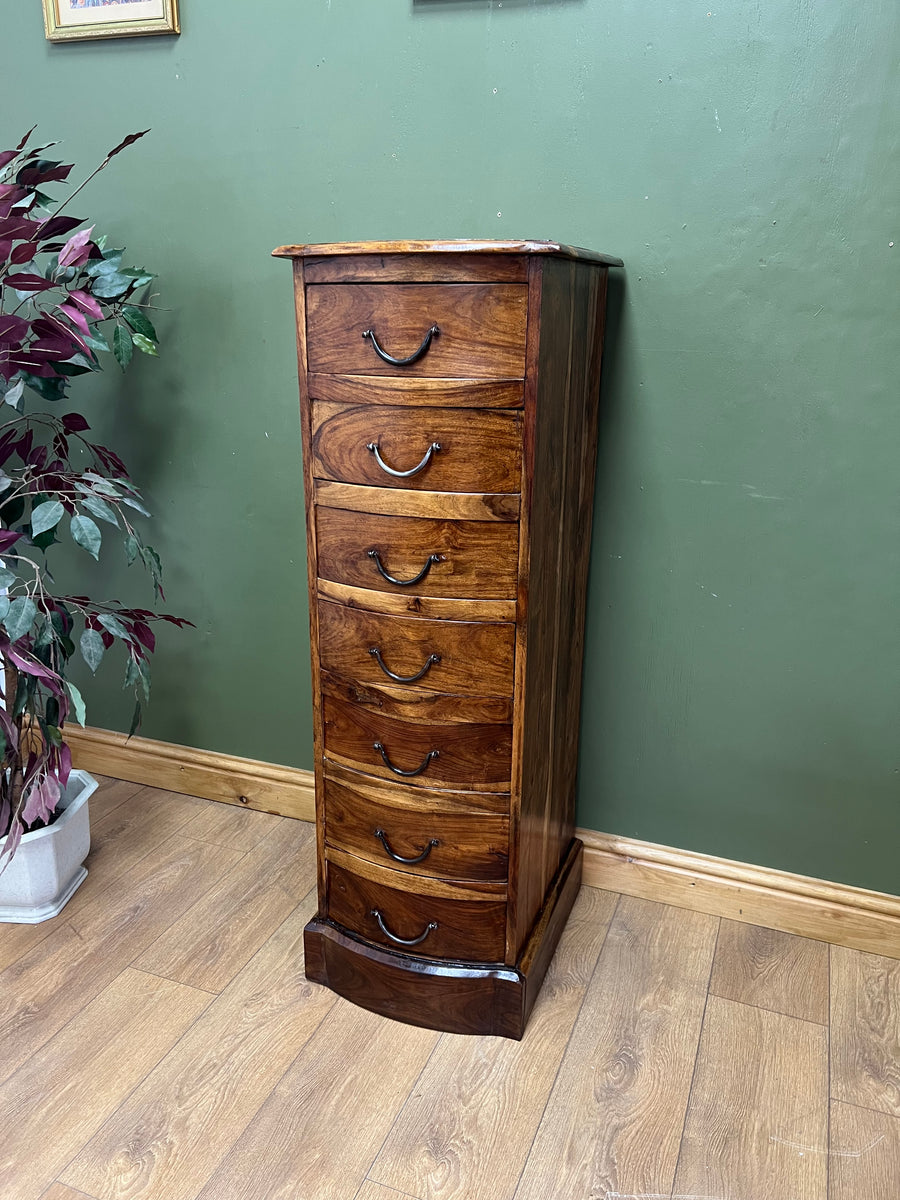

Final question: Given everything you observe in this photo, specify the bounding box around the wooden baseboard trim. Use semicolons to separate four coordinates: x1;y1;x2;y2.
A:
581;830;900;959
66;725;315;822
68;726;899;958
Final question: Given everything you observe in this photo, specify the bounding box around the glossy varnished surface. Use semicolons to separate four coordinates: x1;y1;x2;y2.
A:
273;238;625;266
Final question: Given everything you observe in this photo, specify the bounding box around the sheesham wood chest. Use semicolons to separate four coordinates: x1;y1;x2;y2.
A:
274;239;622;1039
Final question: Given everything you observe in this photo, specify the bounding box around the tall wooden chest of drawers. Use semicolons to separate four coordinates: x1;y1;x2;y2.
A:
274;239;622;1039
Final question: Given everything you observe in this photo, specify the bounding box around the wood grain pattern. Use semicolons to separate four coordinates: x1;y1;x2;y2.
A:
38;1186;98;1200
325;759;510;816
318;599;515;698
830;1100;900;1200
356;1183;422;1200
831;945;900;1116
514;896;718;1200
317;578;517;623
326;858;506;960
325;774;509;882
370;887;616;1200
709;918;829;1023
323;671;513;726
322;689;512;790
303;252;529;283
0;969;210;1200
315;481;519;522
673;995;828;1200
274;239;624;266
0;834;241;1088
61;892;334;1200
308;373;524;408
316;506;519;599
312;402;522;493
306;283;528;378
192;1003;438;1200
134;818;315;992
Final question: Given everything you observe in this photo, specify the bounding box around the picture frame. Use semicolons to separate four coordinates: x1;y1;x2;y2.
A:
42;0;179;42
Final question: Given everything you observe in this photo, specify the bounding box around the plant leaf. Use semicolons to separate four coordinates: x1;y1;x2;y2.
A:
91;271;132;299
122;304;157;341
66;680;87;727
80;627;104;672
97;612;129;640
30;498;64;537
3;379;24;409
113;324;133;370
4;596;36;640
80;494;119;527
131;333;158;357
70;513;101;559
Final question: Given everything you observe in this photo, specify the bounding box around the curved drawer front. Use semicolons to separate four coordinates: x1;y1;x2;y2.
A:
322;690;512;790
306;283;528;378
311;403;523;493
324;774;509;882
318;600;515;698
316;507;519;599
326;859;506;961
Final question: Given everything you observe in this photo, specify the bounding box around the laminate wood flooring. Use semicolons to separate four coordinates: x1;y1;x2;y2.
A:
0;777;894;1200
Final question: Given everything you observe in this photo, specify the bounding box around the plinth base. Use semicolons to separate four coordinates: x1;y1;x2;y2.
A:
304;837;583;1040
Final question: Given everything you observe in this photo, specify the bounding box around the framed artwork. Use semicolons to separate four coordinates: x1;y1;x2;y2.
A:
42;0;179;42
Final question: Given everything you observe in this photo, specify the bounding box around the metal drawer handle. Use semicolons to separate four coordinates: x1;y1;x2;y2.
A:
374;827;439;865
373;741;440;777
367;548;441;587
362;324;439;366
366;440;441;478
372;909;438;946
369;646;441;683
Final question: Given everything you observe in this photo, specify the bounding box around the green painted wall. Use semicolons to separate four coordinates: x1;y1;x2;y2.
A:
7;1;899;893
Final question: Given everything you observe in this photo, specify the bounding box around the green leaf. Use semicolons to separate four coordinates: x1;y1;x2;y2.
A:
124;656;141;688
82;330;110;353
34;618;55;648
120;495;151;517
113;324;133;371
80;628;104;673
70;514;101;559
131;333;158;357
56;354;97;377
4;596;37;641
124;534;139;565
66;681;86;727
31;527;58;552
92;272;133;300
3;379;24;409
20;372;67;402
128;699;142;738
122;304;157;341
85;249;122;276
80;494;119;527
0;597;10;623
0;568;17;590
97;612;129;640
30;499;65;537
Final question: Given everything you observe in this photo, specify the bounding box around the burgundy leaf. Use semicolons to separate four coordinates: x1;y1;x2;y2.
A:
0;531;22;552
15;127;37;151
0;151;17;169
100;630;114;649
0;314;29;344
62;413;90;433
0;239;12;262
6;648;61;683
58;741;72;788
0;215;37;240
0;820;23;863
57;225;94;269
35;214;83;240
106;129;150;159
133;621;156;652
18;163;72;185
21;774;61;828
56;302;90;338
68;289;103;321
4;272;55;293
10;241;39;265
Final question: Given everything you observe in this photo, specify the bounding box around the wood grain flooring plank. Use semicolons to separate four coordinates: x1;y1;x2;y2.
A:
513;896;718;1200
39;1185;100;1200
134;818;316;992
176;796;285;850
86;777;146;821
673;994;828;1200
829;1100;900;1200
61;890;336;1200
710;918;829;1023
370;886;617;1200
0;834;242;1087
357;1184;423;1200
193;1002;440;1200
0;969;210;1200
831;946;900;1117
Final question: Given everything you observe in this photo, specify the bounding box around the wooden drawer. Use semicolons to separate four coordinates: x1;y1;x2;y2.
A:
324;773;509;883
317;600;515;698
326;857;507;961
322;688;512;790
311;402;522;493
305;284;528;378
316;507;519;599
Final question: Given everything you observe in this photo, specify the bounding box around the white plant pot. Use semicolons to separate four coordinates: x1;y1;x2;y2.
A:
0;769;97;923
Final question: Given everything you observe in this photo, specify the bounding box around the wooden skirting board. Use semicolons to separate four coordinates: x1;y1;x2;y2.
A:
67;725;900;960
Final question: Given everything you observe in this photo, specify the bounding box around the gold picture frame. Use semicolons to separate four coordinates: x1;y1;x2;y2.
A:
43;0;179;42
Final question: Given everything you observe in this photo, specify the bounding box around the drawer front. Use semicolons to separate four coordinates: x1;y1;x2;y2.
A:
311;403;523;494
324;776;509;882
306;284;528;378
316;507;519;599
326;860;506;960
322;690;513;790
318;600;515;698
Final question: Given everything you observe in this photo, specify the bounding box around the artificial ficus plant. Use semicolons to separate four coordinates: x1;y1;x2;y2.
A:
0;127;190;864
